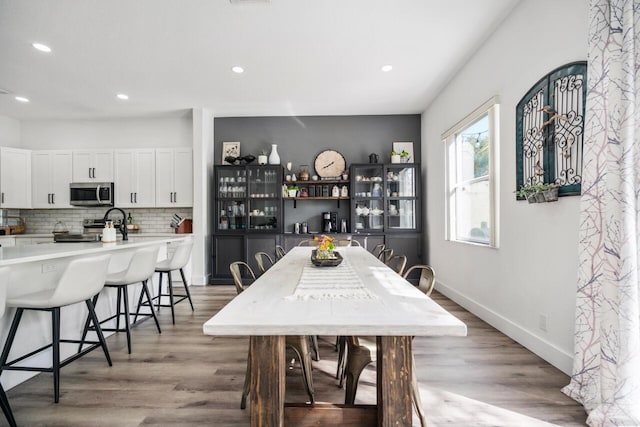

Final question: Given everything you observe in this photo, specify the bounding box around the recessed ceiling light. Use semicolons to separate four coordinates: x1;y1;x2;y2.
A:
32;42;52;53
15;96;29;103
381;65;393;72
232;66;244;74
116;93;129;100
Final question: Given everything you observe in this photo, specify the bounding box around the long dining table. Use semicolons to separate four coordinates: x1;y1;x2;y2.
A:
203;246;467;427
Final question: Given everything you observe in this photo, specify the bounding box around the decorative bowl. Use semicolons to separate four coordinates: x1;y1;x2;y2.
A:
311;250;343;267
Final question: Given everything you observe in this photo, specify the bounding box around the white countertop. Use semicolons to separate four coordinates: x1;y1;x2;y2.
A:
0;236;188;266
203;246;467;337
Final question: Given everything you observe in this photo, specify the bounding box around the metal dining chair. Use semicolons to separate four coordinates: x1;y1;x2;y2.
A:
254;252;275;274
386;254;407;275
403;265;436;296
378;248;394;263
344;265;436;427
275;245;287;260
230;262;315;408
371;244;385;258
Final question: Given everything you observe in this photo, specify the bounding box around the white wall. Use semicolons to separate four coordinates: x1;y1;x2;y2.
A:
0;114;21;147
21;116;192;149
422;0;587;374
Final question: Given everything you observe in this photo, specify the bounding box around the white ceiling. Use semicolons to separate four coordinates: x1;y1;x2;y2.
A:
0;0;521;120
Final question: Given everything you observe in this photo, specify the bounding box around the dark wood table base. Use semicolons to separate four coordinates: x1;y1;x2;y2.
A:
249;335;413;427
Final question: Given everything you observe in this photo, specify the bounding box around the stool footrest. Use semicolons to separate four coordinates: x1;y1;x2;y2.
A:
2;339;105;372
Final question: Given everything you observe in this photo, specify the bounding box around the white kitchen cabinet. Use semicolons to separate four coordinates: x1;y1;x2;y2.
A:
114;149;156;208
72;150;114;182
0;147;31;209
32;150;73;208
0;237;15;247
155;148;192;207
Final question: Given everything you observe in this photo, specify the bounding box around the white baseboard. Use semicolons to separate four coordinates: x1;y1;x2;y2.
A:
436;281;574;375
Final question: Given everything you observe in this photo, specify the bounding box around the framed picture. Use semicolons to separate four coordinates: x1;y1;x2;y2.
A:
393;142;414;163
222;142;240;165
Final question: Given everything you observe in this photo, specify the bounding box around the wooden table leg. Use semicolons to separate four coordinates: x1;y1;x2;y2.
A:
250;335;285;427
377;336;412;427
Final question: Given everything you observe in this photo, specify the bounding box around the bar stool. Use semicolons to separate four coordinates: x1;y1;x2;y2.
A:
81;245;161;354
0;255;112;403
142;240;194;325
0;267;17;427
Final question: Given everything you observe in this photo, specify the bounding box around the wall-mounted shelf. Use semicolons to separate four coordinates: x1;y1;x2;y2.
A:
285;196;350;208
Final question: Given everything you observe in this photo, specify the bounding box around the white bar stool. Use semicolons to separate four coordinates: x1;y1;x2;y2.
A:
140;240;194;324
0;255;112;404
81;245;161;354
0;267;17;427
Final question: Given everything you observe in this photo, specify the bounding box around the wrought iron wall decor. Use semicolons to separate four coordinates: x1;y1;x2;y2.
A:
516;61;587;198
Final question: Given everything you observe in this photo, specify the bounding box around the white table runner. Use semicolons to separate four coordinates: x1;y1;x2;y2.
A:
286;257;378;301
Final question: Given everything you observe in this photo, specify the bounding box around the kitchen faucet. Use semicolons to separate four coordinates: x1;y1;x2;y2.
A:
103;207;128;241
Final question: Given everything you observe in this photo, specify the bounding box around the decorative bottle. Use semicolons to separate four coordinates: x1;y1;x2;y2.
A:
268;144;280;165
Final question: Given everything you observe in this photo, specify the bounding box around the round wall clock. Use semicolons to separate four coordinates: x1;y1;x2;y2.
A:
314;149;346;178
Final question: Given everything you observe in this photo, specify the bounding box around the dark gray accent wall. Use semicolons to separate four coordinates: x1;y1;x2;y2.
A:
213;115;421;167
213;115;421;233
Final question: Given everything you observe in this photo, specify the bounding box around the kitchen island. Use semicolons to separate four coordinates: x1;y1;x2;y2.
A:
0;236;190;389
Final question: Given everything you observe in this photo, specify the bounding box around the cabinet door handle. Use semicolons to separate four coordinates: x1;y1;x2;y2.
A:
92;167;96;178
1;192;4;204
134;192;137;203
52;193;55;204
173;192;177;203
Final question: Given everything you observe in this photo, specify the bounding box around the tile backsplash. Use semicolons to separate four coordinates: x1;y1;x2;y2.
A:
19;208;193;234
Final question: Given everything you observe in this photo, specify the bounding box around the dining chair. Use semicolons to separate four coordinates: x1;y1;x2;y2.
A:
254;252;275;274
386;254;407;275
344;265;436;427
403;265;436;296
230;262;314;408
371;244;385;258
275;245;287;260
378;248;394;263
337;239;361;247
297;240;319;247
230;261;254;295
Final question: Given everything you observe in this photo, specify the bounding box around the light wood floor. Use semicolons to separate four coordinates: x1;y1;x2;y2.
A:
2;285;587;426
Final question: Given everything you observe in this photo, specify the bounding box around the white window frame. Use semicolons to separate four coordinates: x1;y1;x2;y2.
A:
442;97;499;248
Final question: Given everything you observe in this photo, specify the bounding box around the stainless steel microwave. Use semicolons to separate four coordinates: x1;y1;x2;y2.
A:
69;182;114;207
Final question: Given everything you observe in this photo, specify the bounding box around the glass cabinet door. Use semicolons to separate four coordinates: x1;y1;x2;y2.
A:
215;167;247;232
385;165;418;231
351;164;384;232
247;165;282;232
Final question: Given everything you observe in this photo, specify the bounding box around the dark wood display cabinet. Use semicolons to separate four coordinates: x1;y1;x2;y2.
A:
213;165;283;282
351;163;422;266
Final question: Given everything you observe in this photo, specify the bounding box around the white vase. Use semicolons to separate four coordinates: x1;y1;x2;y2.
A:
258;155;268;165
268;144;280;165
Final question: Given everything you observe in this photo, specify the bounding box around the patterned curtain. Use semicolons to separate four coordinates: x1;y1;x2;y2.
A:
562;1;640;426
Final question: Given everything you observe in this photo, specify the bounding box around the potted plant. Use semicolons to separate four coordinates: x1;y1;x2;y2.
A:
287;184;299;198
400;150;410;163
258;150;268;165
516;183;560;203
390;150;401;164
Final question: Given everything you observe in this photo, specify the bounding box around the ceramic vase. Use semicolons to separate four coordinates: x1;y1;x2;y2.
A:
258;155;268;165
268;144;280;165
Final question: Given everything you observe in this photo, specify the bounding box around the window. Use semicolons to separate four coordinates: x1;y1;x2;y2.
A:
444;98;498;247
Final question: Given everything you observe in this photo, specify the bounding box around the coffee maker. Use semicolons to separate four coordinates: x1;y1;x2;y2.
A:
322;212;337;233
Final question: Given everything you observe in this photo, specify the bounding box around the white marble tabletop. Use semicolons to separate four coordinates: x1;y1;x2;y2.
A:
203;247;467;337
0;236;188;266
